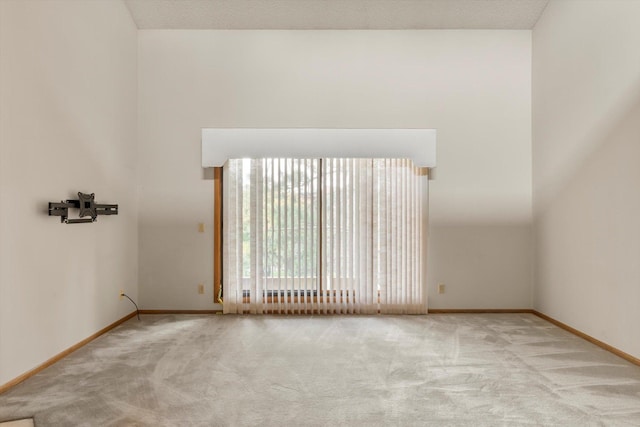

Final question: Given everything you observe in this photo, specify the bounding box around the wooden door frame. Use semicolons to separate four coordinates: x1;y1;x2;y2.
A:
213;167;223;303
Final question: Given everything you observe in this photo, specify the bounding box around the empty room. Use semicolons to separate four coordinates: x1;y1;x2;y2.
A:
1;0;639;425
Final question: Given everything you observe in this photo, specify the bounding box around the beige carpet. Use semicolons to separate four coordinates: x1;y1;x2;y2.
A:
1;314;640;426
0;419;34;427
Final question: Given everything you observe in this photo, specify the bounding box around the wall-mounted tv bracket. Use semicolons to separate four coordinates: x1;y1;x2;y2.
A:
48;192;118;224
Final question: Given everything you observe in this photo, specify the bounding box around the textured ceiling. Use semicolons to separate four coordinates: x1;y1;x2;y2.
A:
124;0;549;30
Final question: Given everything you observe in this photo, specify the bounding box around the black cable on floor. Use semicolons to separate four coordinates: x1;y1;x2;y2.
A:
122;293;141;321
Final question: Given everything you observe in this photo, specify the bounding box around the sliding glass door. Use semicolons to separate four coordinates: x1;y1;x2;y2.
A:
223;158;427;315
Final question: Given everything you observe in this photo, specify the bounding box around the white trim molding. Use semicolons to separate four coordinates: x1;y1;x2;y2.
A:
201;128;437;167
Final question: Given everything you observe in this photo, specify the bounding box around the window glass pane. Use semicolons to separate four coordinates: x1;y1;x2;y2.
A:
238;158;319;281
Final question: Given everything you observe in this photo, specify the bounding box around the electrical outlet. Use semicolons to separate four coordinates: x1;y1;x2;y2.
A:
438;283;445;294
119;289;124;300
198;222;205;233
198;283;204;294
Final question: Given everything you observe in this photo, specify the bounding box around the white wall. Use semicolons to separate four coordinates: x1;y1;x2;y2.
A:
138;30;532;310
0;0;138;386
533;1;640;357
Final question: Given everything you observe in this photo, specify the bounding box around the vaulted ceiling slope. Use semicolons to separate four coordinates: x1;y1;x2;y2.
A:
125;0;549;30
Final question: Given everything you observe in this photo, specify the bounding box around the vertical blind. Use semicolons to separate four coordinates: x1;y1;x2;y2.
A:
223;158;427;315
